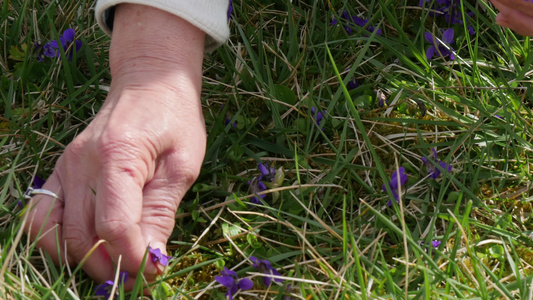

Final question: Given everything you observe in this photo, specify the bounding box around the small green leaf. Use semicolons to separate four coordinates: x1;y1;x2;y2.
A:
228;144;244;161
489;245;505;262
9;44;27;61
246;233;262;249
273;167;285;186
294;118;307;133
223;222;242;237
192;210;200;221
214;260;225;269
192;183;215;192
353;95;372;108
447;191;461;203
273;84;296;105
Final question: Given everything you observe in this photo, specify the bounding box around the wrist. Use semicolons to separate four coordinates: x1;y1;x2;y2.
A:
109;4;205;84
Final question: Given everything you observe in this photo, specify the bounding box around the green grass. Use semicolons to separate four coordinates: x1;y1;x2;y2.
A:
2;0;533;298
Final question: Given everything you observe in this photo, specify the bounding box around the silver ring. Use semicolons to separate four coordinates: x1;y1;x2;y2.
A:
23;187;62;200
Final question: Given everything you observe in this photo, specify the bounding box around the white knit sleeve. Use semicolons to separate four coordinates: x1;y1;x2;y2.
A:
95;0;230;52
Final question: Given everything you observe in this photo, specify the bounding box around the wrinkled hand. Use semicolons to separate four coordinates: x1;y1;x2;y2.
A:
24;4;206;288
491;0;533;36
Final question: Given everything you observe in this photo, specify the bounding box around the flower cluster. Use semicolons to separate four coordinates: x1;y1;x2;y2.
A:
331;11;382;36
215;257;285;299
36;28;82;62
93;247;169;297
421;148;452;179
247;162;277;204
382;167;408;206
420;0;475;31
94;271;128;298
148;246;172;266
420;0;475;61
215;267;253;300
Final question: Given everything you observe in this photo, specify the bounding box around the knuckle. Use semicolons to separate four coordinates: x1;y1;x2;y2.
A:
179;165;200;189
96;134;141;162
171;149;204;189
62;139;86;163
95;134;152;181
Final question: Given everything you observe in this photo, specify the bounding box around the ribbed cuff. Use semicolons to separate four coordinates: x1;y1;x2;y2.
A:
95;0;230;52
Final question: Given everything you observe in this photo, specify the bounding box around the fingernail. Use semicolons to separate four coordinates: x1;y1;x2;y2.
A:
147;243;171;274
151;242;167;255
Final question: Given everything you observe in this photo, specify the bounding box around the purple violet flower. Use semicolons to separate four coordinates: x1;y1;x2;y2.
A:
247;162;276;205
425;28;455;60
258;162;275;182
40;28;82;61
18;175;46;208
32;175;46;189
347;78;360;90
43;41;57;57
250;256;283;286
94;271;128;298
420;240;442;253
331;11;382;36
467;25;475;36
224;117;237;128
248;178;267;204
375;90;387;107
148;246;172;266
421;148;452;179
382;167;408;206
227;0;233;21
310;106;326;128
215;267;253;300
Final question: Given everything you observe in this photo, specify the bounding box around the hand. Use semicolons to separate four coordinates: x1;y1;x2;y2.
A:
24;4;206;288
491;0;533;36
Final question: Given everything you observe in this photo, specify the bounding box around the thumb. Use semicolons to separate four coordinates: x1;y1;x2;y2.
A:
139;151;198;274
94;164;160;280
140;178;182;274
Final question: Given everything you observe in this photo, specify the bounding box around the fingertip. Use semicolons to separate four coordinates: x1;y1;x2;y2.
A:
496;13;509;27
149;241;169;274
150;242;167;255
495;10;533;36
